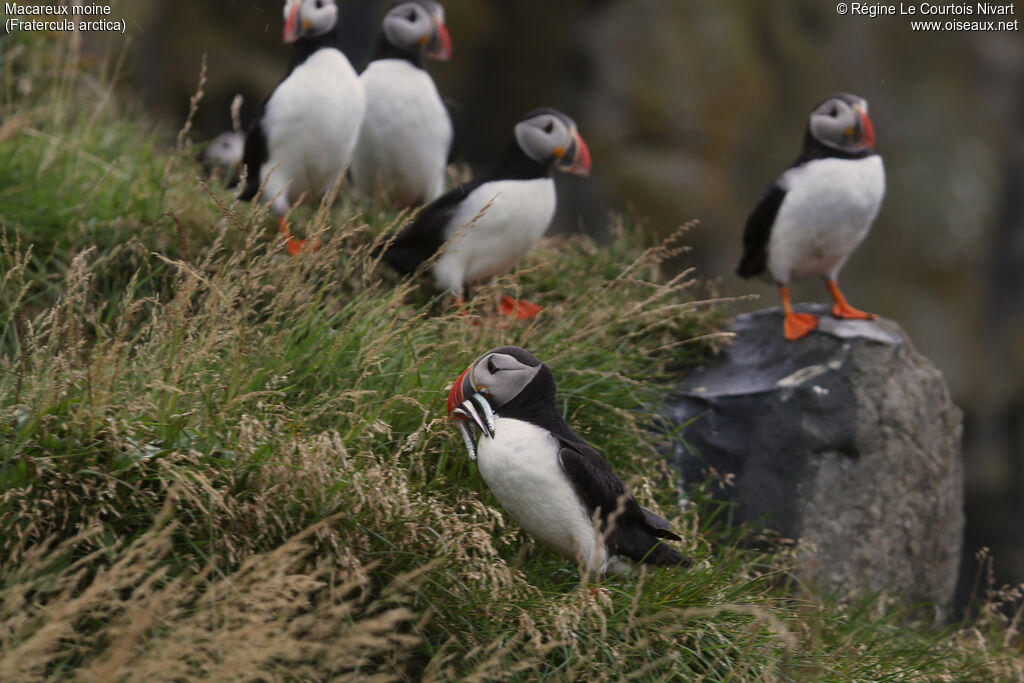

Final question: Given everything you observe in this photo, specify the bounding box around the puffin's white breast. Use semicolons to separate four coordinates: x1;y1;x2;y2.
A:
351;59;452;205
432;178;557;294
475;417;604;571
767;155;885;283
260;48;366;203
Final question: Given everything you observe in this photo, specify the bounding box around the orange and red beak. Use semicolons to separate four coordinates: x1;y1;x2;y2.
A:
426;17;452;61
283;2;302;43
557;128;592;177
447;363;495;461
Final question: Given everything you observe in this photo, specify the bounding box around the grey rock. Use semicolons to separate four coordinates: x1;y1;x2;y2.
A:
665;304;964;618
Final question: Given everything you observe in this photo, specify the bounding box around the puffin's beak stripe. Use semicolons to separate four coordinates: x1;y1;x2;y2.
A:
559;129;591;177
447;366;471;416
858;109;876;148
426;19;453;60
283;3;302;43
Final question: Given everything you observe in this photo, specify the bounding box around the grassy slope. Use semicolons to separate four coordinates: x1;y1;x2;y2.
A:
1;33;1021;682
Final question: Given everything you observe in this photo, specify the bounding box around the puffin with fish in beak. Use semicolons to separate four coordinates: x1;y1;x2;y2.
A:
446;346;692;575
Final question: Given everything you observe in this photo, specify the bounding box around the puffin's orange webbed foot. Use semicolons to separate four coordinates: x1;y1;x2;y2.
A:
826;279;877;320
831;302;877;320
498;295;542;320
278;217;318;256
784;311;819;341
778;284;818;341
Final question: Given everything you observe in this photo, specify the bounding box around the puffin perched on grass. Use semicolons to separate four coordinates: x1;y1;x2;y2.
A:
351;0;453;207
447;346;692;575
238;0;366;255
737;93;885;340
378;108;590;317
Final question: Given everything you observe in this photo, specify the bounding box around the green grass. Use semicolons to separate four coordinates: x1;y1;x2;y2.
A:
1;31;1022;682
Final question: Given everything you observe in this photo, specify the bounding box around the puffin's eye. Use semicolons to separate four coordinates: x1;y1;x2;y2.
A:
829;106;839;117
487;358;498;374
407;9;418;21
315;0;324;8
543;121;554;134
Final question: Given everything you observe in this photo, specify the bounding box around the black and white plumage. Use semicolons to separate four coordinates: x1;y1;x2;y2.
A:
238;0;365;219
447;346;692;575
379;108;590;297
737;93;885;341
350;0;453;207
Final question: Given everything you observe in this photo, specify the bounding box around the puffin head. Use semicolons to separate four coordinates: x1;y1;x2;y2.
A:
808;93;876;153
283;0;338;44
382;0;452;61
203;131;244;170
446;346;546;459
514;108;592;176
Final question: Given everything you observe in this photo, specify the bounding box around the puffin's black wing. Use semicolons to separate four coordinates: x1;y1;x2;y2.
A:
237;115;268;201
736;181;787;279
557;440;690;567
556;440;682;542
379;179;485;274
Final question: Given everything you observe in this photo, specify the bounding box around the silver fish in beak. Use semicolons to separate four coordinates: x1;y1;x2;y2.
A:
447;365;496;461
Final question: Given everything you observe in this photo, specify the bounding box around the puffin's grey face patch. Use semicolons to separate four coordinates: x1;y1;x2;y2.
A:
809;96;867;152
514;113;574;166
383;2;432;49
204;132;244;167
471;352;541;409
293;0;338;38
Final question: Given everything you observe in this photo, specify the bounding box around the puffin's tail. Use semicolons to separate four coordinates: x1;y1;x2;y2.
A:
647;543;695;569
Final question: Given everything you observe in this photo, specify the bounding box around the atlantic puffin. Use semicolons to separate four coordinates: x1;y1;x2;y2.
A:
378;108;590;315
447;346;692;575
350;0;453;207
238;0;366;255
736;93;885;340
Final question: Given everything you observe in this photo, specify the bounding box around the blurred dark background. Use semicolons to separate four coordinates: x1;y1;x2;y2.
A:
102;0;1022;612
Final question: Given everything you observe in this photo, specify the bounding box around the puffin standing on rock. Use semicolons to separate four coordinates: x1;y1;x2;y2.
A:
447;346;692;576
378;108;590;318
238;0;366;255
351;0;453;207
737;93;885;341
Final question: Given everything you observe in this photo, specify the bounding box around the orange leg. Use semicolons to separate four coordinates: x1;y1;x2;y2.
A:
278;217;307;256
780;285;818;341
826;279;877;320
498;295;542;320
